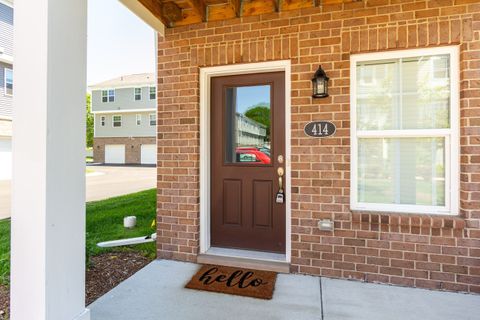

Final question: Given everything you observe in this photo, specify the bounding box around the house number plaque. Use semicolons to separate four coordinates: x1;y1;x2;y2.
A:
304;121;336;138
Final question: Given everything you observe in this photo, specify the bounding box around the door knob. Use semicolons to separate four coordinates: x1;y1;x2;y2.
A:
277;167;284;177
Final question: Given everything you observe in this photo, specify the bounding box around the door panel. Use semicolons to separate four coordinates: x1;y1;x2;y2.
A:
211;72;285;253
253;180;273;228
223;179;242;226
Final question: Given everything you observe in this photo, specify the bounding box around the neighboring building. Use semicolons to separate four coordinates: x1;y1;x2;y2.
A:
0;0;13;180
90;73;157;165
236;113;267;147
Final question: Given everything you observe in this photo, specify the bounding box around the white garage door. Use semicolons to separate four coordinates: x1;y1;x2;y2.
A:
105;144;125;164
0;137;12;180
141;144;156;165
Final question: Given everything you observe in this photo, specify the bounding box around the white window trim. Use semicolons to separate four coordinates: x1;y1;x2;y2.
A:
4;67;12;96
112;115;122;128
149;113;156;126
134;87;142;101
149;86;156;100
350;46;460;216
100;115;106;127
136;114;141;126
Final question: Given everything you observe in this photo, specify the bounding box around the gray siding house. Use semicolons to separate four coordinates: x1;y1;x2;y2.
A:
0;0;13;180
90;73;157;164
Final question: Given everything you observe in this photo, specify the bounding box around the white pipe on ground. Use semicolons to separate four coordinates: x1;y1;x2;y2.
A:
97;233;157;248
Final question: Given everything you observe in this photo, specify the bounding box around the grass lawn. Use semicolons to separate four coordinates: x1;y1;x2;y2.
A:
0;219;10;285
0;188;157;286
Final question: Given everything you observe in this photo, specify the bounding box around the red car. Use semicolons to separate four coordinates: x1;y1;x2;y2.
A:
236;147;271;164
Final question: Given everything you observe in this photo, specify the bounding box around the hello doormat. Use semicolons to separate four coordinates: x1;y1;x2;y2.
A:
185;265;277;300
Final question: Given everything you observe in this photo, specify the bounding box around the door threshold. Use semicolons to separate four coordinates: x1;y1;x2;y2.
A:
197;247;290;273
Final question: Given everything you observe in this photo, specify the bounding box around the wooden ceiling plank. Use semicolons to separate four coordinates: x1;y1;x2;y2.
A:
281;0;314;11
208;3;237;21
137;0;172;26
242;0;276;17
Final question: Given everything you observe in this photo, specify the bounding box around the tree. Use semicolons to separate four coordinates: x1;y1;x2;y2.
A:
86;93;94;148
244;103;271;137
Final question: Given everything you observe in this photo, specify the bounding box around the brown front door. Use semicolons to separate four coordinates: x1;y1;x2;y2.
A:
211;72;285;253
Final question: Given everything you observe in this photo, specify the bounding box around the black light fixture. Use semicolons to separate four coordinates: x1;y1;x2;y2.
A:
312;65;329;98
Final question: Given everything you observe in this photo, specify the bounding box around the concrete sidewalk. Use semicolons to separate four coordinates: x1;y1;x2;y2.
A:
89;260;480;320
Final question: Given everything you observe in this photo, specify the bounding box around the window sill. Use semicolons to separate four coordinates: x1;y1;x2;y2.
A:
350;210;466;230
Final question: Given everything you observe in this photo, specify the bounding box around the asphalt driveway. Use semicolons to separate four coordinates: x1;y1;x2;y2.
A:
0;165;156;220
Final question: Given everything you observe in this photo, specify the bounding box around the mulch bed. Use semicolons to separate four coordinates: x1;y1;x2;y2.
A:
0;251;152;319
86;251;152;305
0;285;9;320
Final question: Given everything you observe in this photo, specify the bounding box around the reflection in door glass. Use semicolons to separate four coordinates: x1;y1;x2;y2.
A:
225;85;271;164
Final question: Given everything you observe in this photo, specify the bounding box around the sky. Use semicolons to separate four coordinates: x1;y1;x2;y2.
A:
236;85;270;114
87;0;155;86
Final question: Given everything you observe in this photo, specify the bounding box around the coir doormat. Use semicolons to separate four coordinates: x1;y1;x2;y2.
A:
185;265;277;300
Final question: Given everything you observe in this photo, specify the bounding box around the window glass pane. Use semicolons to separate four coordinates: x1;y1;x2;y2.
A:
108;89;115;102
358;137;445;206
150;87;156;99
356;55;450;130
113;115;121;127
5;69;12;95
149;114;156;126
225;85;271;164
356;61;397;130
401;56;450;129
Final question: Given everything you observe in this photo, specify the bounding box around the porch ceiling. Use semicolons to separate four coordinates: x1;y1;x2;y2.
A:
138;0;360;27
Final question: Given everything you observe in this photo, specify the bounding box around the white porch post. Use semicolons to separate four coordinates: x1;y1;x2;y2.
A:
10;0;89;319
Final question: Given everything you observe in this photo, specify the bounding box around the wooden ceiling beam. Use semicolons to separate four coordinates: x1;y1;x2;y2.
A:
183;0;208;21
232;0;242;17
162;2;183;27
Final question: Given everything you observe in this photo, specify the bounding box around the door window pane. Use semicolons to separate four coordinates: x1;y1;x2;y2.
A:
358;137;445;206
225;85;271;164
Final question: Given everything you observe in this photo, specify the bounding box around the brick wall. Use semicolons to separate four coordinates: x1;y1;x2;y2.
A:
156;0;480;293
93;137;156;164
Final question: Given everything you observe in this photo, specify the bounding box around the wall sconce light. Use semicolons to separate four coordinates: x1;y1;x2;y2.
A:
312;65;329;98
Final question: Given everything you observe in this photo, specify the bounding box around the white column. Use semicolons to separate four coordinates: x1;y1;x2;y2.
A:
10;0;89;319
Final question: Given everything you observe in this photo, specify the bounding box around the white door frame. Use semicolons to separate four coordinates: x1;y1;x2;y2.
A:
199;60;291;263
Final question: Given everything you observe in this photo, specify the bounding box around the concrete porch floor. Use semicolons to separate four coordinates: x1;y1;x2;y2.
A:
89;260;480;320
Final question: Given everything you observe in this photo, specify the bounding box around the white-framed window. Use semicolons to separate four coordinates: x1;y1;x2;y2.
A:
136;114;141;126
134;87;142;101
149;113;156;126
4;68;13;96
149;86;156;100
102;89;115;103
112;115;122;127
350;46;459;215
100;115;106;127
